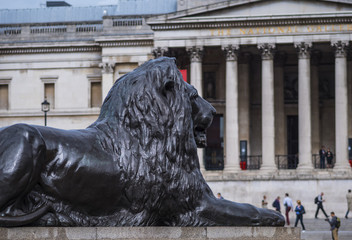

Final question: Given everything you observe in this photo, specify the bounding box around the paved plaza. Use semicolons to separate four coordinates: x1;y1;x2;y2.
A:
294;218;352;240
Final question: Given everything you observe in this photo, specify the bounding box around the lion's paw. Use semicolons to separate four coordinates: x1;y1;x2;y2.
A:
256;208;285;226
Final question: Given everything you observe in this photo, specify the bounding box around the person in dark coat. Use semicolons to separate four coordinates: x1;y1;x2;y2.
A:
315;192;329;219
319;145;326;169
326;148;334;168
325;212;339;240
272;196;281;213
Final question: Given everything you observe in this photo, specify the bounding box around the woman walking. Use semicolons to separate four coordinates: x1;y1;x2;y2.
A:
294;200;306;231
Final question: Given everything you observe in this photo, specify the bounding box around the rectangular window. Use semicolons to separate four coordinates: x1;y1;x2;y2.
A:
0;84;9;110
44;83;55;109
90;81;102;108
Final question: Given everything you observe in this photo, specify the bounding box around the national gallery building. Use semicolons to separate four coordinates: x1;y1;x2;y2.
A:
1;0;352;217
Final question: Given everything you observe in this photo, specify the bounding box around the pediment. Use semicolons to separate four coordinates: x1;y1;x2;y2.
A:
191;0;352;19
149;0;352;23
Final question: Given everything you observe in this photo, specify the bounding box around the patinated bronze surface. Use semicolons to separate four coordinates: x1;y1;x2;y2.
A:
0;57;284;227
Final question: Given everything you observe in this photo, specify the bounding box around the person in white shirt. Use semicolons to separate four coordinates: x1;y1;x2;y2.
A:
283;193;294;226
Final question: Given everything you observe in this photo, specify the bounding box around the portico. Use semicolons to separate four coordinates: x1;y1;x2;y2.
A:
148;7;352;175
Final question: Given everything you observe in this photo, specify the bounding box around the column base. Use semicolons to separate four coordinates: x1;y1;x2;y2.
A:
333;163;351;173
296;165;314;171
260;164;277;172
223;166;241;173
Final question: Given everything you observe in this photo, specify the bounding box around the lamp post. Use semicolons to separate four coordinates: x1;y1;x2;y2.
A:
41;99;50;126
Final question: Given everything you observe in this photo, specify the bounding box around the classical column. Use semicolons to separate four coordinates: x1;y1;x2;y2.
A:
99;62;115;101
274;52;286;155
152;47;168;58
311;51;321;155
238;52;251;155
332;41;350;170
223;45;241;172
295;42;313;170
258;43;276;171
187;46;205;171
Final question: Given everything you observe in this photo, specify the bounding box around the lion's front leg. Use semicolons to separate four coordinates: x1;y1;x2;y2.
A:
196;194;285;226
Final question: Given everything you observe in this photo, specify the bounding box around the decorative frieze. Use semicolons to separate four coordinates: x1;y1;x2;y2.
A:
99;62;115;74
258;43;275;60
295;42;312;59
186;46;203;62
222;44;239;61
152;47;168;58
99;40;153;47
150;18;352;31
332;40;349;58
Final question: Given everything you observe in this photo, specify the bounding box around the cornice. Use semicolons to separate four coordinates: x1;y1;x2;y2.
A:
150;16;352;31
0;46;101;55
0;40;154;54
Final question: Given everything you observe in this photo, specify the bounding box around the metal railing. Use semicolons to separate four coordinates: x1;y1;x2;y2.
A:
204;147;224;170
276;154;298;169
240;155;262;170
312;153;335;169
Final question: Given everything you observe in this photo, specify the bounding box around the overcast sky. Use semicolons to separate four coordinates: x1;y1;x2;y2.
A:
0;0;118;9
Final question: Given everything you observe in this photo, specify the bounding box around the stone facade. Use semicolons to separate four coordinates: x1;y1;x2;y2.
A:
0;0;352;220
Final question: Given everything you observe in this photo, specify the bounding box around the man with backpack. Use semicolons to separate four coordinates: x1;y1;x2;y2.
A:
325;212;340;240
315;192;329;219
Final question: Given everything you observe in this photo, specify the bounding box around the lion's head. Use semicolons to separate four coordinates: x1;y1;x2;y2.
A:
91;57;215;171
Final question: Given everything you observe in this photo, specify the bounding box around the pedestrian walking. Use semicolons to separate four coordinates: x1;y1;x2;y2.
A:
346;189;352;219
294;200;306;231
283;193;293;226
272;196;281;213
315;192;329;218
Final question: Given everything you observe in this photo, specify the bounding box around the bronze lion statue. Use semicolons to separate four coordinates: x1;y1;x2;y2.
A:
0;57;284;227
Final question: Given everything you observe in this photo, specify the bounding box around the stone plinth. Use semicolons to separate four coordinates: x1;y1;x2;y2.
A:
0;227;300;240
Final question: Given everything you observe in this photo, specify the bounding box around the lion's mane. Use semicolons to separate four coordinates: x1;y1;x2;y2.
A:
86;57;207;225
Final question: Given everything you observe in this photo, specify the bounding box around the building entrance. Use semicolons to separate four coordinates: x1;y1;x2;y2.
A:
204;114;224;170
287;115;298;169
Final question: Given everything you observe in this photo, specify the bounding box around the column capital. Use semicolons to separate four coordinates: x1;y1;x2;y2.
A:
152;47;168;58
332;40;349;58
99;62;115;74
222;44;239;61
186;46;203;62
258;43;276;60
295;42;312;59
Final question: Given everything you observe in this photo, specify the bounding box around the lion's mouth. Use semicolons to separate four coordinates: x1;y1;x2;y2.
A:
194;126;207;148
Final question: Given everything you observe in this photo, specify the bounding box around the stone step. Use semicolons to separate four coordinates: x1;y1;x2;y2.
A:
289;218;352;231
301;231;352;240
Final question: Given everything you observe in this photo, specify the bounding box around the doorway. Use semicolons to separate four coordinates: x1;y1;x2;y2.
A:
287;115;298;168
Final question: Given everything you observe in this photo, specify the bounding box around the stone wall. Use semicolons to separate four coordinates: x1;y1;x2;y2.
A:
0;227;300;240
206;176;352;219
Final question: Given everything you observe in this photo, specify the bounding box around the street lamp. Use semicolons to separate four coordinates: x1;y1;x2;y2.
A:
41;99;50;126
